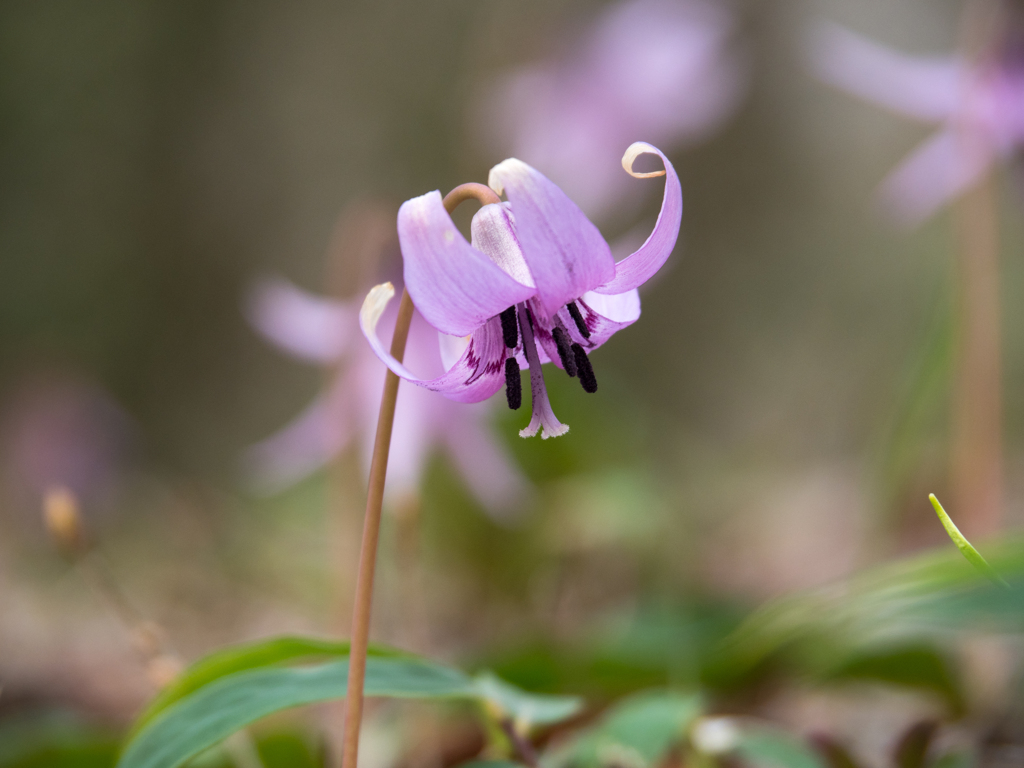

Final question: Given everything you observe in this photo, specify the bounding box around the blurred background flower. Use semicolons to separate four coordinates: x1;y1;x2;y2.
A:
808;19;1024;225
472;0;746;220
245;276;528;520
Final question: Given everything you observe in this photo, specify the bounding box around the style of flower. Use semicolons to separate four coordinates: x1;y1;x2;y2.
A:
245;279;527;519
809;21;1024;224
360;142;681;439
474;0;744;219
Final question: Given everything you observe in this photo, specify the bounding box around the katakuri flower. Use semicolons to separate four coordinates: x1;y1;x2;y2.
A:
245;279;527;519
474;0;744;219
360;142;681;439
809;21;1024;224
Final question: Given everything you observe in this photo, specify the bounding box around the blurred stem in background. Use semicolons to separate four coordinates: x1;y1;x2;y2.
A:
951;0;1004;538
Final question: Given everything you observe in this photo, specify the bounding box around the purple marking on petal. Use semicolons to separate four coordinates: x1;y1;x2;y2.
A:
248;278;355;363
399;191;536;337
360;283;508;403
808;22;963;123
489;159;615;320
593;142;682;295
516;302;569;438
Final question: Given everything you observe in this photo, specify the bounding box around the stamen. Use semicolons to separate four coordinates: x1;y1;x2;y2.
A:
504;357;522;410
499;306;519;348
567;301;591;339
517;303;569;438
552;326;577;377
571;344;598;393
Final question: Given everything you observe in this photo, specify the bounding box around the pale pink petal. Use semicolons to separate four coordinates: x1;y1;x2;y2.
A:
594;143;682;295
247;278;355;363
242;373;354;492
808;22;963;122
488;159;616;319
360;283;507;404
878;127;994;225
399;191;536;337
441;402;530;523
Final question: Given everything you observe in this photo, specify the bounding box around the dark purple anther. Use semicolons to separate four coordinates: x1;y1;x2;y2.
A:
500;306;519;348
552;326;577;377
504;357;522;409
571;344;597;393
567;301;591;339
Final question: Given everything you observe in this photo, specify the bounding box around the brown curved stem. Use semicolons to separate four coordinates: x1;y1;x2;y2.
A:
340;182;499;768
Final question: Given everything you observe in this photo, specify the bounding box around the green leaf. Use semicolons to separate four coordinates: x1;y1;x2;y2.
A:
713;536;1024;682
473;671;583;730
929;495;1007;587
456;762;526;768
131;636;371;736
546;690;701;768
118;656;475;768
821;645;963;715
736;728;827;768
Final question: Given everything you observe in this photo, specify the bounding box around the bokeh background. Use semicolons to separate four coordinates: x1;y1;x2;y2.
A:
2;0;1023;764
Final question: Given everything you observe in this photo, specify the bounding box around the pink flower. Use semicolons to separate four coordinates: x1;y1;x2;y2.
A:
245;280;527;520
809;21;1024;224
474;0;744;219
360;142;681;439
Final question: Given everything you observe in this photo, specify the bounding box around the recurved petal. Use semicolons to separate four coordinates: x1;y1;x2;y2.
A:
360;283;507;403
593;142;682;295
247;278;355;363
488;159;616;319
399;191;536;337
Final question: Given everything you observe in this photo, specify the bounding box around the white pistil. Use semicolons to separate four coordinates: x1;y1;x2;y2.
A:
516;303;569;439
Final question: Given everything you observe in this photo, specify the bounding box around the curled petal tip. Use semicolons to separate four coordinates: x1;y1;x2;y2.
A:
622;142;667;179
361;282;396;327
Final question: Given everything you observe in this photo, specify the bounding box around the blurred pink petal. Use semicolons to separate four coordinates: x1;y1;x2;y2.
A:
442;402;528;522
248;278;356;363
808;22;963;122
878;127;994;225
810;21;1024;223
244;374;355;493
476;0;745;219
247;278;530;518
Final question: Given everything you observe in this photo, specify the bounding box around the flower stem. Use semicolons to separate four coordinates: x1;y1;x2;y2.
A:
340;181;499;768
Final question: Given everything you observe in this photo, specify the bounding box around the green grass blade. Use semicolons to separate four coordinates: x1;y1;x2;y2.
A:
928;494;1008;588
